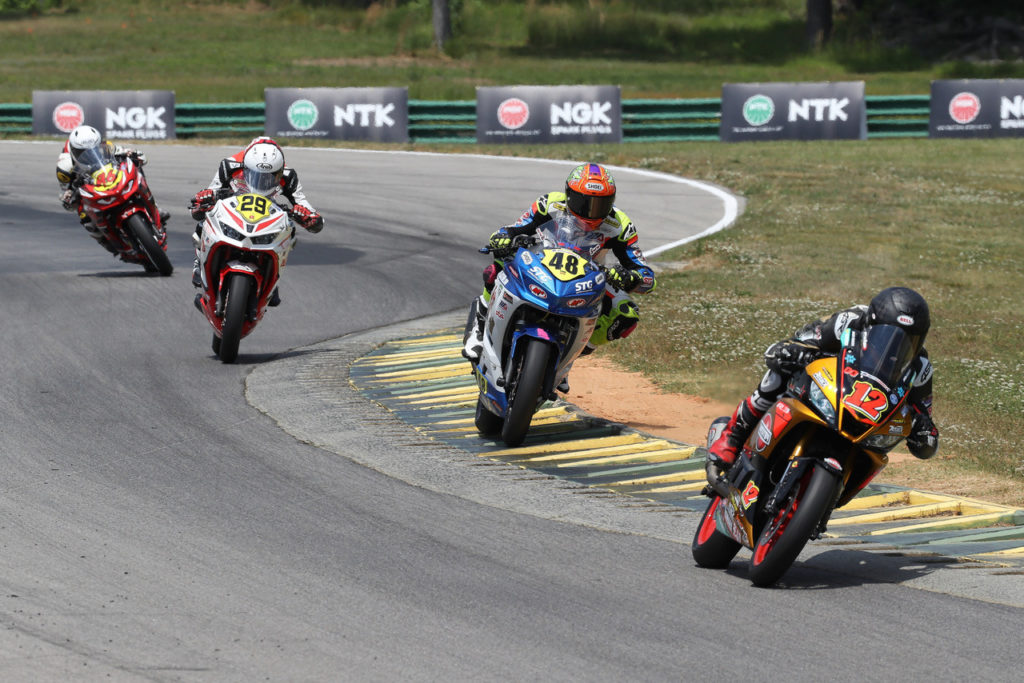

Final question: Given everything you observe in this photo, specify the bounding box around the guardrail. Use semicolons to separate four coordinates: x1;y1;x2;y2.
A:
0;96;931;142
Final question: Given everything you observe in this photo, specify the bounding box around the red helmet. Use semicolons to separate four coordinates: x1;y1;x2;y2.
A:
565;162;616;229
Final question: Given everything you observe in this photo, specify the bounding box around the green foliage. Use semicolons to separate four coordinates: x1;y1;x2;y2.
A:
0;0;50;14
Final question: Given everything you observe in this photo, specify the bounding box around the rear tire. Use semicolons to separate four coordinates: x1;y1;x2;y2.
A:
748;463;838;587
474;397;503;437
126;213;173;276
500;339;550;447
692;496;742;569
218;274;251;364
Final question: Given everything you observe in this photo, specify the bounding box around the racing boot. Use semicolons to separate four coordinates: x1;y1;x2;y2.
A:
268;287;281;307
707;397;764;474
191;259;203;288
461;295;486;362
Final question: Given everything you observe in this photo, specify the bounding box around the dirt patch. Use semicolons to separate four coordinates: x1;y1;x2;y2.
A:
568;356;1022;508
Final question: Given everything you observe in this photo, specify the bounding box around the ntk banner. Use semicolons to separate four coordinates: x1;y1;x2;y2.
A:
929;79;1024;138
32;90;175;140
265;87;409;142
476;85;622;144
720;82;867;141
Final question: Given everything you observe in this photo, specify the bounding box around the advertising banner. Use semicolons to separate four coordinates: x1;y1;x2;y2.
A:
265;87;408;142
929;79;1024;138
32;90;175;140
720;82;866;141
476;85;622;144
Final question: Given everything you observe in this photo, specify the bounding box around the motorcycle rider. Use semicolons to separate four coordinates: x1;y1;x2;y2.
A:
707;286;939;474
189;137;324;306
56;124;170;255
461;162;657;376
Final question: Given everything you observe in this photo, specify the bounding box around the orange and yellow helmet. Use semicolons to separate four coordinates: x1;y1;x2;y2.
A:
565;162;616;229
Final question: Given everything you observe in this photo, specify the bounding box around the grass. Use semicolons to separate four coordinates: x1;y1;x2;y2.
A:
3;0;1023;504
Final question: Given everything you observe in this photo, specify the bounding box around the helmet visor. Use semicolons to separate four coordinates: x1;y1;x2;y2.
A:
243;166;280;195
566;190;614;222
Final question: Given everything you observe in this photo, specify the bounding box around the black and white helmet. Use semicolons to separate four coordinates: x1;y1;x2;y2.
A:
867;286;930;352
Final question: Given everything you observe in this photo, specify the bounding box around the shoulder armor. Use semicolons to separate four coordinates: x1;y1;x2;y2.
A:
218;158;242;185
281;167;299;195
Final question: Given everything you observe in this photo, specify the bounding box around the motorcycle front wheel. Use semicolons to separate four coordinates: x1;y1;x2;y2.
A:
748;463;838;587
126;213;173;276
691;496;742;569
218;274;252;364
500;339;550;447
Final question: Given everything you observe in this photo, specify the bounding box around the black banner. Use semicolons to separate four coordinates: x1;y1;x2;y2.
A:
720;82;866;141
476;86;622;144
32;90;175;140
265;87;409;142
929;79;1024;138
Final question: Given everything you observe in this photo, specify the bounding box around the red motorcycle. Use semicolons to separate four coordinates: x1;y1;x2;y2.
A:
74;144;172;275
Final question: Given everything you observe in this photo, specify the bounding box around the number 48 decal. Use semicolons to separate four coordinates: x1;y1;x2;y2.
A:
843;380;888;422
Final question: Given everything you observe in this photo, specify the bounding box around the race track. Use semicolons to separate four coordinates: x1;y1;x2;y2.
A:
0;141;1020;680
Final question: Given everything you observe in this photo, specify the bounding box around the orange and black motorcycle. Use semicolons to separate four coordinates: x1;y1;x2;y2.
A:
692;324;922;586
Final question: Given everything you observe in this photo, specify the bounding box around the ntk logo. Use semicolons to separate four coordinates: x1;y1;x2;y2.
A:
333;103;396;128
742;94;774;126
287;99;319;131
788;98;850;122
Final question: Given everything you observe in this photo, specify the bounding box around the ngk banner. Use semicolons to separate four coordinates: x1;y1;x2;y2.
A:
930;79;1024;138
476;85;622;144
32;90;175;140
720;82;866;141
265;87;408;142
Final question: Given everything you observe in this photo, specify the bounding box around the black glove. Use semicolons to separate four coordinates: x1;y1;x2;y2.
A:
764;342;816;374
130;151;147;166
488;229;513;253
606;266;642;293
907;411;939;459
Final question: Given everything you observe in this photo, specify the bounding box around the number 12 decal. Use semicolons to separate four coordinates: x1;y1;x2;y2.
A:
843;380;888;422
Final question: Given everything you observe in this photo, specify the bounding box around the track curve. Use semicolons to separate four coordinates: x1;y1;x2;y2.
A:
0;141;1019;680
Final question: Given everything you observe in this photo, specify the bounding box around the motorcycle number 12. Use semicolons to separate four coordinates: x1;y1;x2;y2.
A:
541;249;586;281
237;193;273;222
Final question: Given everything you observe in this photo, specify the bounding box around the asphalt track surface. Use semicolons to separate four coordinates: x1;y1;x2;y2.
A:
1;141;1021;680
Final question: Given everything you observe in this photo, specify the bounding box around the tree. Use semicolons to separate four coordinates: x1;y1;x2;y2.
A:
432;0;452;50
806;0;833;49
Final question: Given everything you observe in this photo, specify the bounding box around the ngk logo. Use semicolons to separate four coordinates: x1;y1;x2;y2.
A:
1000;95;1024;129
334;103;396;128
949;92;981;124
788;98;849;122
550;101;614;135
52;102;84;133
550;101;612;126
105;106;168;139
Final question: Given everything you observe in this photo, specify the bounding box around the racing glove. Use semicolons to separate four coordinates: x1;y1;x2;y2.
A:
606;265;642;293
907;410;939;459
60;189;77;211
129;151;147;166
190;189;216;220
291;205;324;233
764;341;817;374
488;229;513;253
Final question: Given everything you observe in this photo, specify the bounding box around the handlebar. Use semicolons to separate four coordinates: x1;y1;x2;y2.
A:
479;233;537;256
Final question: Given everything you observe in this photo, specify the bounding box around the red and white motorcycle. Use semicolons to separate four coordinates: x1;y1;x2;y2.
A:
192;187;297;363
74;144;172;275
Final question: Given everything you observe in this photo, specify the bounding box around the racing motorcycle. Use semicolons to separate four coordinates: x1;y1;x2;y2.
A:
469;213;609;447
692;324;921;586
193;187;296;364
74;144;172;275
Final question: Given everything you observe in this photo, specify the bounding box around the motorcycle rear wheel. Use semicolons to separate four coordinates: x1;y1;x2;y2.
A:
474;397;503;437
748;463;837;587
218;274;252;364
500;339;550;447
126;213;173;276
691;496;742;569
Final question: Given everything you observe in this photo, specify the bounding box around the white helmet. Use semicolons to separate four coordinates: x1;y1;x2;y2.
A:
68;125;102;162
242;142;285;195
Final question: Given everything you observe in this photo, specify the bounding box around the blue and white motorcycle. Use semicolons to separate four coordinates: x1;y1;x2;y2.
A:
469;214;609;447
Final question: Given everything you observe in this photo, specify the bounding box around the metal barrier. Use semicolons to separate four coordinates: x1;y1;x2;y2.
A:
0;96;932;141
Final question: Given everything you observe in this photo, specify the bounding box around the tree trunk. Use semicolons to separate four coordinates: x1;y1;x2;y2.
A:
433;0;452;50
806;0;833;49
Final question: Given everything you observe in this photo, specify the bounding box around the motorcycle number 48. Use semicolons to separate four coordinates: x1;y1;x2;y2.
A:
843;380;888;422
541;249;586;281
237;193;273;222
